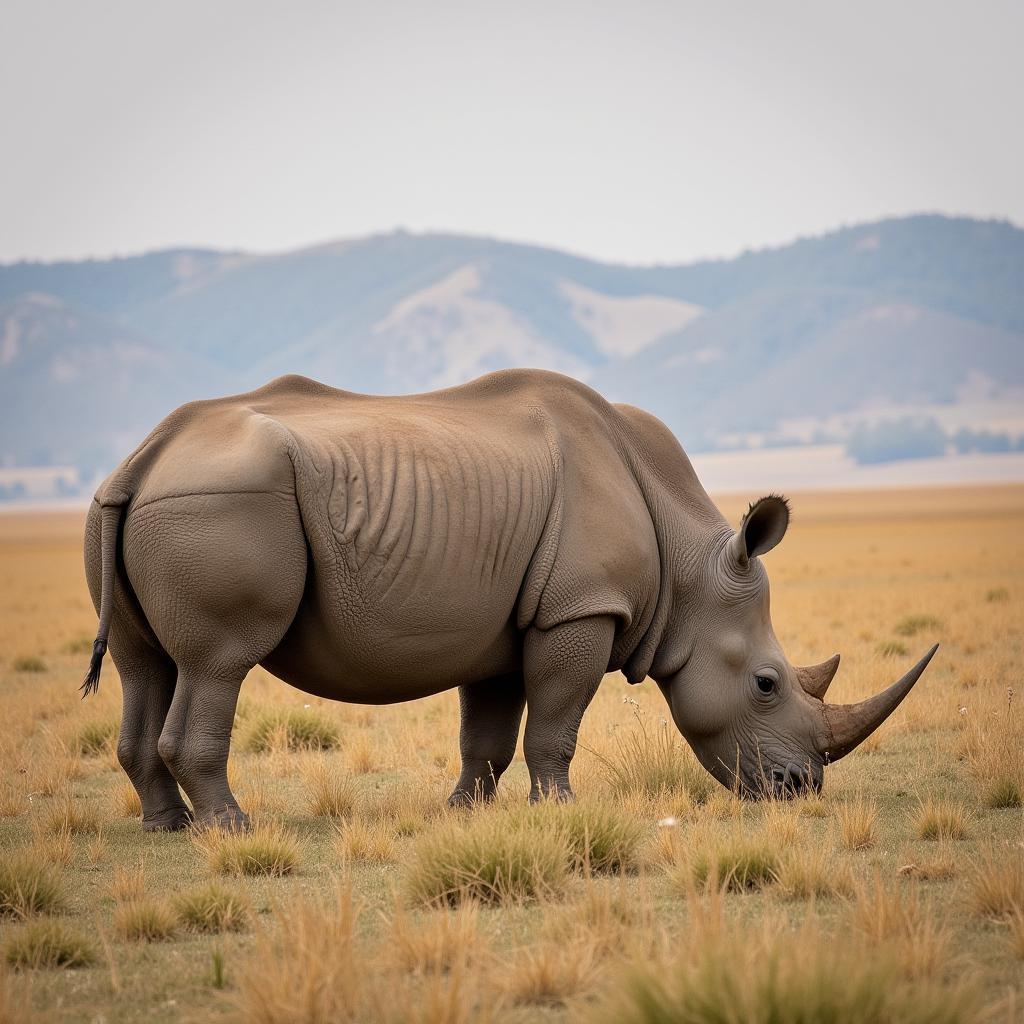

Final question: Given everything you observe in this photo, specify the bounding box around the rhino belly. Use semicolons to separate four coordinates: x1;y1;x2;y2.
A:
261;592;524;703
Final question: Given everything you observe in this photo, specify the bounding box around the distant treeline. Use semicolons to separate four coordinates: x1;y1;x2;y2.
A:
845;418;1024;465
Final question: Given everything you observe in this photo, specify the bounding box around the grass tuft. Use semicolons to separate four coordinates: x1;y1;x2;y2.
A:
71;716;118;756
836;795;878;850
404;813;568;906
304;758;357;819
334;819;397;863
530;799;646;874
42;791;101;836
594;928;975;1024
174;881;252;933
776;846;854;900
498;939;599;1007
114;900;178;942
0;855;64;918
12;656;46;674
4;919;94;969
894;614;943;637
683;835;779;892
969;845;1024;919
914;796;969;841
225;883;362;1023
243;706;340;753
876;640;908;658
595;709;714;804
193;822;302;877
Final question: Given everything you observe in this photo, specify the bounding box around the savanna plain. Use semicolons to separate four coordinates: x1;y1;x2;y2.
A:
1;485;1022;1023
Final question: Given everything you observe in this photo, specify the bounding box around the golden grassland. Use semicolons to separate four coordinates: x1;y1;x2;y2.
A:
0;485;1022;1023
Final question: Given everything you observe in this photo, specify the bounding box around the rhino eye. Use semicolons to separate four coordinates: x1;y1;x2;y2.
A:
755;675;776;695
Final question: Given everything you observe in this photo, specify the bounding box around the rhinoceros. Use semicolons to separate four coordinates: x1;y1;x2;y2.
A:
82;369;935;829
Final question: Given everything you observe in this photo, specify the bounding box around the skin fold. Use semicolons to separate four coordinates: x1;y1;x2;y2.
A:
82;369;935;830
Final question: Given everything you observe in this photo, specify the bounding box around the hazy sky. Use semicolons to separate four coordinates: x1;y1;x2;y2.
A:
2;0;1022;265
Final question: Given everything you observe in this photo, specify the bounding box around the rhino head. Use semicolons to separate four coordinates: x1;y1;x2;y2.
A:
657;495;937;799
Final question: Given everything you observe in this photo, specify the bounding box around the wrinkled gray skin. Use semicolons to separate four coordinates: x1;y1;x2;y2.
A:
82;370;936;830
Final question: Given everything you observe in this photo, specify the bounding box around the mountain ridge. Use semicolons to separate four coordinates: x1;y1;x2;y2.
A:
1;214;1022;486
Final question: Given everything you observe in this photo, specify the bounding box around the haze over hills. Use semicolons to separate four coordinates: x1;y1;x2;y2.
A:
1;214;1023;495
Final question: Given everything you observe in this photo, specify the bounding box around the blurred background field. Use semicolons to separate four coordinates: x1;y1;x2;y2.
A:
0;484;1021;1023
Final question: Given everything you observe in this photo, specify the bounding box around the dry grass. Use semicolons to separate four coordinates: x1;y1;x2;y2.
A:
111;782;142;818
173;881;252;933
775;845;854;900
4;919;95;969
914;796;970;841
108;863;147;903
41;790;101;836
497;939;600;1007
591;705;714;804
0;966;36;1024
192;822;302;877
243;705;341;753
836;794;878;850
969;844;1024;919
113;899;178;942
0;854;65;918
304;756;358;819
679;833;780;893
592;922;976;1024
334;819;398;863
224;882;363;1023
404;812;568;906
0;488;1022;1020
389;901;485;974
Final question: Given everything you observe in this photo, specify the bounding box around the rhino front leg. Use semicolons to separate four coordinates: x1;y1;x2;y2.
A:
523;615;615;802
158;667;248;830
449;673;526;807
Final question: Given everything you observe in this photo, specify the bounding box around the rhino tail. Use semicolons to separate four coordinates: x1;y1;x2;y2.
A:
81;502;125;698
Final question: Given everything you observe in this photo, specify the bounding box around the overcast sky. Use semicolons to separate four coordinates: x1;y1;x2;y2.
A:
2;0;1022;265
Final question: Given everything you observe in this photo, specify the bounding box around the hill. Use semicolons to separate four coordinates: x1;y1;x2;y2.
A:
1;214;1022;486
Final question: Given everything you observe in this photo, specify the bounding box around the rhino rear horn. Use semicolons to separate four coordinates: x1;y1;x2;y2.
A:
820;645;938;761
796;654;840;700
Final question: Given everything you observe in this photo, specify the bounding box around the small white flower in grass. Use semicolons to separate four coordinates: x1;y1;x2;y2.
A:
304;704;311;709
657;817;678;828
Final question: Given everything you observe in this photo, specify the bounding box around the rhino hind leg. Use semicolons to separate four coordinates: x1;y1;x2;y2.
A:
158;666;248;830
449;673;526;807
522;615;615;802
124;493;308;829
114;640;193;832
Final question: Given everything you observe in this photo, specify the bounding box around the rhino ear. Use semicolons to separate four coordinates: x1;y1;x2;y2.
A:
729;495;790;565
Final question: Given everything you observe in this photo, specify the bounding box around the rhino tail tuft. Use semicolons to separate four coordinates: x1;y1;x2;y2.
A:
80;639;107;698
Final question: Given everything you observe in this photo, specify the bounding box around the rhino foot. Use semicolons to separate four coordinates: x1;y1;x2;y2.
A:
142;806;194;832
200;806;251;832
447;788;491;809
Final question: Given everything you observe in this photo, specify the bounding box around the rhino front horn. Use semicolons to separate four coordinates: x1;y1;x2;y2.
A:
796;654;840;700
820;644;938;761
